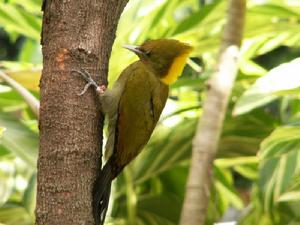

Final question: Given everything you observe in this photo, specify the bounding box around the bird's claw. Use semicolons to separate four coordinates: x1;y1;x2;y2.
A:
72;69;104;95
78;82;93;96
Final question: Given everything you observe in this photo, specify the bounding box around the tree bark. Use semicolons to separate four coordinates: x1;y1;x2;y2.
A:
36;1;128;224
179;0;246;224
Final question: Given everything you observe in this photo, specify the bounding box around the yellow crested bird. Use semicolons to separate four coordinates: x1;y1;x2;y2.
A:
74;39;193;225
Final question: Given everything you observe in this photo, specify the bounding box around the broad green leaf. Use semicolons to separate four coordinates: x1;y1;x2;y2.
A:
259;126;300;159
257;125;300;214
215;180;243;210
0;84;12;93
235;164;258;180
5;70;41;92
239;59;267;77
170;77;206;89
219;109;275;157
244;3;300;57
278;191;300;202
19;39;42;64
0;113;38;167
0;160;15;206
0;89;28;110
278;172;300;202
171;0;222;36
215;157;258;168
132;119;196;184
0;127;5;137
0;146;10;158
276;87;300;96
10;0;42;14
257;32;295;56
234;58;300;115
249;4;300;19
0;3;41;40
23;173;36;215
214;166;244;210
0;203;33;225
138;193;181;223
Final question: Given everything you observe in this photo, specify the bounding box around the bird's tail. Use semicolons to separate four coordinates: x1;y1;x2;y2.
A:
92;160;114;225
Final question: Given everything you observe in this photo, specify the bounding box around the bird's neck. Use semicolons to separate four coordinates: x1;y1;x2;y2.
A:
160;53;190;85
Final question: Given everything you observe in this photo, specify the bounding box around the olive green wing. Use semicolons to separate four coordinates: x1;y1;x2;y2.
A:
114;69;168;171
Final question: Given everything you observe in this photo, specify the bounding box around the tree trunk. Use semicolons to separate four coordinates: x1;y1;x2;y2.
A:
36;1;128;224
179;0;246;224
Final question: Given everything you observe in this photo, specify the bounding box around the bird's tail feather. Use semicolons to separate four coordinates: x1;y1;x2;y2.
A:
92;160;113;225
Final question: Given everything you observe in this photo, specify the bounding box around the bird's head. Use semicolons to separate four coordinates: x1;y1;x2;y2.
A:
123;39;193;85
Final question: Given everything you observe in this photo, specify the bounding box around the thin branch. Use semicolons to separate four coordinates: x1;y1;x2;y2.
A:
179;0;247;224
0;70;39;119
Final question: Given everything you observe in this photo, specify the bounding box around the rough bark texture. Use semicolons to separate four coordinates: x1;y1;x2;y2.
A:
36;1;128;224
179;1;246;224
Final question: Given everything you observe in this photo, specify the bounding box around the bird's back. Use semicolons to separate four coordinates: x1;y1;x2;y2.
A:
110;61;168;177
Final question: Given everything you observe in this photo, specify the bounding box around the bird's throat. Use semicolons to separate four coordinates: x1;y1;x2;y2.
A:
160;53;190;85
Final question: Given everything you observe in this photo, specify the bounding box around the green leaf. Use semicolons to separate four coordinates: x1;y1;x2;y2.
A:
19;39;42;64
171;0;221;36
0;127;5;138
0;89;28;110
257;125;300;214
0;203;33;225
215;157;258;168
0;160;15;206
259;126;300;160
5;69;41;92
239;59;267;77
278;191;300;202
23;173;36;215
138;193;181;224
234;58;300;115
215;166;244;209
0;3;41;40
0;113;38;167
249;4;300;19
9;0;42;14
132;119;196;184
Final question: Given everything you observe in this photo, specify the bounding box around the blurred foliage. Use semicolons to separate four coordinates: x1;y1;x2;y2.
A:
0;0;300;224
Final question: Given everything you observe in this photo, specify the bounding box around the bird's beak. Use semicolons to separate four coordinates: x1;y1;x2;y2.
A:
123;45;145;57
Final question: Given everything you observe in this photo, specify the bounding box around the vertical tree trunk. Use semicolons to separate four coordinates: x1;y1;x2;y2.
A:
179;0;246;224
36;1;128;224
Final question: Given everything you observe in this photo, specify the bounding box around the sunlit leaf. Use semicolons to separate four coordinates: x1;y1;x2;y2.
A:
5;70;41;92
0;3;41;40
171;0;222;36
0;160;15;206
278;191;300;202
239;59;267;77
0;113;38;167
23;173;36;215
132;119;196;184
249;4;300;19
259;126;300;160
258;125;300;213
0;203;33;225
234;58;300;115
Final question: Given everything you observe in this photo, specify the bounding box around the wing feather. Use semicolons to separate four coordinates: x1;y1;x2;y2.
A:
111;61;168;173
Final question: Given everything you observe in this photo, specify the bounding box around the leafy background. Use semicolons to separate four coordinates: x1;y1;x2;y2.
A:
0;0;300;224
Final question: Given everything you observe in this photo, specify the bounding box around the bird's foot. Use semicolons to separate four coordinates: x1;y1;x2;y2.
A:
71;69;106;96
96;85;107;94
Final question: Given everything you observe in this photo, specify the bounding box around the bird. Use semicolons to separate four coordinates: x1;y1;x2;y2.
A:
73;39;193;225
